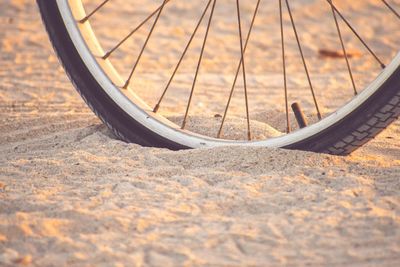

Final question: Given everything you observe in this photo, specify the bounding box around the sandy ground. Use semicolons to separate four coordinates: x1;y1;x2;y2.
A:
1;0;400;266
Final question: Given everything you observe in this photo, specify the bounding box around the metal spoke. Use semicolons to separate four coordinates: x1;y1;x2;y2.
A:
217;0;261;138
329;0;357;95
79;0;110;23
123;0;168;89
181;0;217;129
382;0;400;20
153;0;214;113
326;0;386;69
103;0;172;59
285;0;322;120
76;0;400;142
236;0;252;141
279;0;290;133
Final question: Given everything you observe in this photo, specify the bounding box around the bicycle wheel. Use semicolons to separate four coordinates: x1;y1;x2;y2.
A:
37;0;400;155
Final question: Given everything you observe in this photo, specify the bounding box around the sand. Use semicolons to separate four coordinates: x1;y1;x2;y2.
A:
1;0;400;266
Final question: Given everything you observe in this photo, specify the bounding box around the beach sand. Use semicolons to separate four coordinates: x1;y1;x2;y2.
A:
0;0;399;266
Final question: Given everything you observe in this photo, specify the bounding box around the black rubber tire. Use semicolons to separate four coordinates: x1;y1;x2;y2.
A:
37;0;400;155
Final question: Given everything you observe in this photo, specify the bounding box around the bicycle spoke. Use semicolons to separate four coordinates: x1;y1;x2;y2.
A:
153;0;214;113
285;0;322;120
279;0;290;133
217;0;261;138
103;0;172;60
329;0;357;95
79;0;110;23
382;0;400;20
181;0;217;129
236;0;252;141
73;0;400;144
123;0;168;89
326;0;386;69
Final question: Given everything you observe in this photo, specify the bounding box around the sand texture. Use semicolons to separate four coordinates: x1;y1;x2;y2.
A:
1;0;400;266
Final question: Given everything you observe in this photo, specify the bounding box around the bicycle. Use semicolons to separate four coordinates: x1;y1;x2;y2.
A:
37;0;400;155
